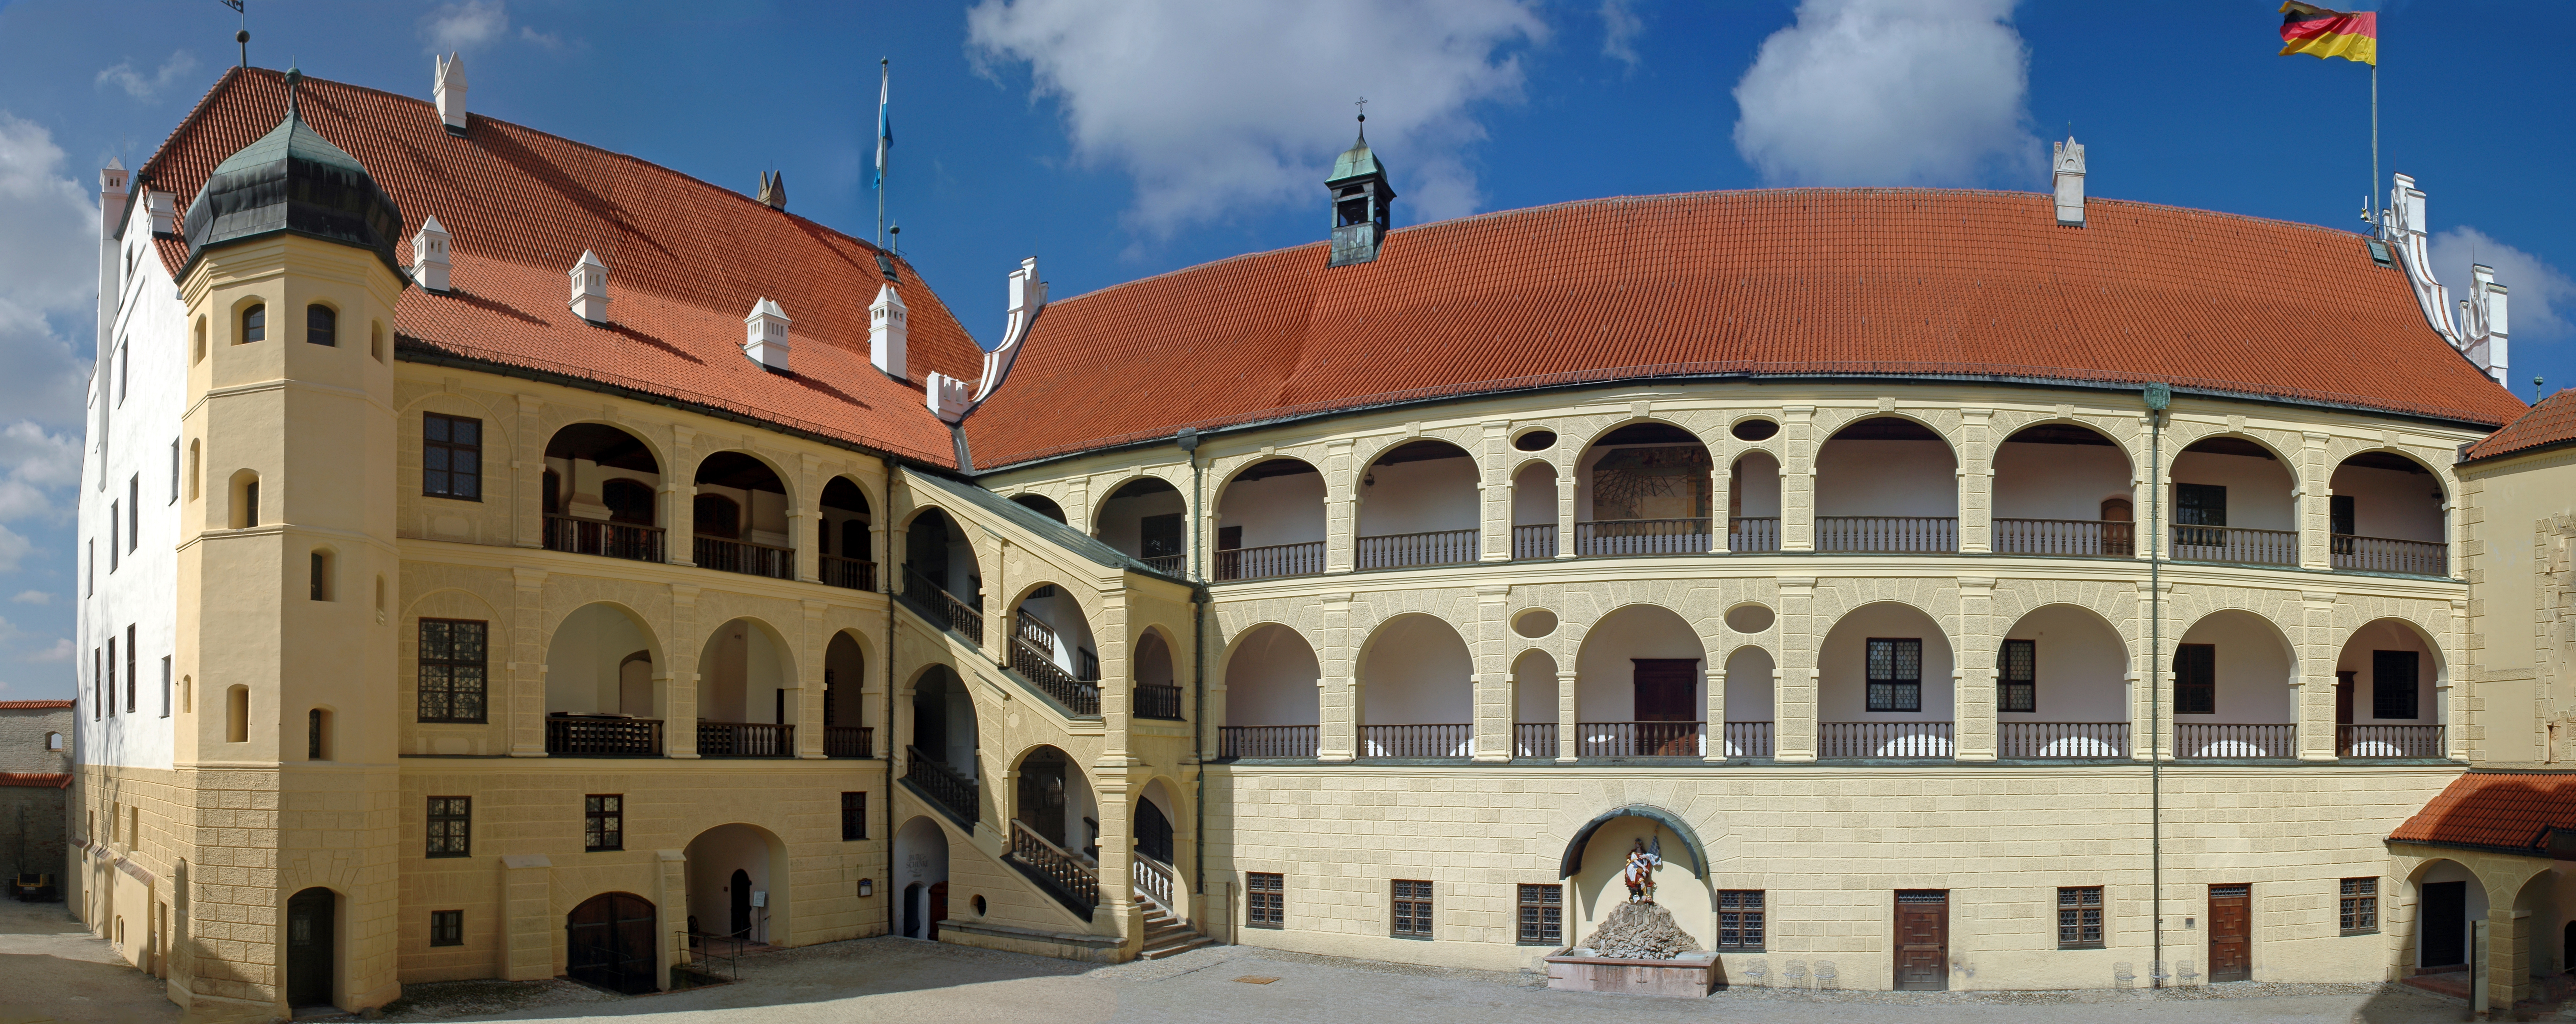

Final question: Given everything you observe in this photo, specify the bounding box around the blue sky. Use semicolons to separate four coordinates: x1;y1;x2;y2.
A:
0;0;2568;699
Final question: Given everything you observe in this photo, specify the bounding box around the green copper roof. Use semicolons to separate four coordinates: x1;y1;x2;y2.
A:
1328;132;1388;184
182;72;405;276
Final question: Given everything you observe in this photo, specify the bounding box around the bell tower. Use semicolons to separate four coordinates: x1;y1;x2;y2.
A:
171;68;408;1017
1325;112;1396;267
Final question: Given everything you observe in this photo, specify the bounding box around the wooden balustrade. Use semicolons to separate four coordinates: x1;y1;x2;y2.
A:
1815;516;1957;553
696;721;793;758
1134;684;1184;721
1215;542;1324;581
1360;723;1474;759
1724;721;1772;759
1728;517;1781;553
1514;722;1558;759
1576;518;1711;557
904;746;979;824
823;725;873;759
2175;723;2295;759
2339;724;2445;758
1512;524;1559;560
1008;819;1100;911
544;714;663;757
2332;534;2447;576
819;555;875;591
1356;529;1479;570
2170;525;2297;566
693;535;794;579
1995;721;2128;759
1133;852;1176;911
1993;519;2134;558
1139;553;1186;575
904;567;984;643
1219;725;1317;759
1010;610;1102;715
1575;721;1705;758
1817;721;1954;759
543;515;665;563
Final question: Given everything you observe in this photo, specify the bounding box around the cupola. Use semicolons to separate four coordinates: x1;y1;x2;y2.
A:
1325;115;1396;267
181;68;405;277
869;281;908;378
744;297;792;372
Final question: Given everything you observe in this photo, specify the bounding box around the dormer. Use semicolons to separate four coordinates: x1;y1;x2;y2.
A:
869;282;908;378
412;215;452;293
435;52;468;134
744;297;792;372
568;250;609;323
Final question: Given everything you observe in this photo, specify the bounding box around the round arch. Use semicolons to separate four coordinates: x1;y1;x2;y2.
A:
1354;439;1480;552
1570;416;1720;454
1557;804;1709;880
2336;617;2449;740
684;822;789;944
1570;604;1710;727
2405;857;2489;972
1213;458;1327;578
1007;744;1098;855
544;602;665;719
1220;623;1320;739
892;816;950;940
542;422;667;527
2169;609;2297;750
1817;601;1956;755
1996;603;2130;726
1357;613;1474;753
1816;416;1959;545
695;616;799;731
1511;647;1559;757
1994;421;2137;540
823;629;872;731
1009;492;1068;523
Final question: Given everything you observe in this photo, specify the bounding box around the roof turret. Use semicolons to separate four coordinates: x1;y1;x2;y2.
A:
182;68;405;276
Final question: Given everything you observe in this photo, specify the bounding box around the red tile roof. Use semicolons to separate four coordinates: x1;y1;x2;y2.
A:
0;773;70;789
0;701;72;709
964;189;2527;469
2390;772;2576;853
2463;387;2576;463
140;68;977;467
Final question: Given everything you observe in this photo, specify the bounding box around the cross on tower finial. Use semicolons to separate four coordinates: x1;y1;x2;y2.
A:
1355;96;1367;123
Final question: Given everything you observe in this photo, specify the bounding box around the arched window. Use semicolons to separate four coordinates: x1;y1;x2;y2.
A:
306;304;336;346
192;318;207;363
44;731;62;752
603;479;654;525
309;550;334;601
370;321;385;361
179;675;192;713
230;471;260;529
240;304;265;344
225;686;249;743
694;494;741;539
187;441;201;501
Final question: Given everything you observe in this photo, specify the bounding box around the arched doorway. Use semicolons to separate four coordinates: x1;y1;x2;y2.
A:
1097;476;1188;573
685;823;783;944
823;631;870;757
819;476;873;589
566;891;658;994
1135;779;1181;911
892;816;950;940
1009;745;1102;913
284;887;335;1010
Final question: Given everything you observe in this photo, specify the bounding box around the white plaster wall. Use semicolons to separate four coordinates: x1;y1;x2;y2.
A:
1098;485;1185;556
1992;442;2134;521
1513;650;1558;724
1511;464;1556;526
1573;606;1706;721
2330;463;2444;543
1357;453;1477;536
1724;646;1776;721
2000;605;2129;722
1225;625;1319;727
2170;451;2295;531
1135;632;1176;688
2174;611;2294;725
1815;440;1957;517
1816;603;1955;722
1219;469;1326;548
544;604;652;714
2335;619;2438;723
684;824;775;942
1730;452;1780;518
1360;615;1473;724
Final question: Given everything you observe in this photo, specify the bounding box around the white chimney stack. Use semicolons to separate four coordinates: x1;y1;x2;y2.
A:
413;215;452;293
435;52;468;132
744;297;792;372
145;190;176;235
2051;136;2086;227
97;161;127;357
869;281;908;379
568;250;609;323
2467;263;2510;384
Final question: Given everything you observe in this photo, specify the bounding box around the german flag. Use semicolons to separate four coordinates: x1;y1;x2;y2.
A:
2279;2;2377;65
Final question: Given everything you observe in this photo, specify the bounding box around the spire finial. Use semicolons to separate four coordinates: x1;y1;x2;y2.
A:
283;64;302;117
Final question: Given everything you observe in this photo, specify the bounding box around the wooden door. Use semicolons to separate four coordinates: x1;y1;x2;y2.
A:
285;887;334;1008
2334;671;2356;725
2421;880;2466;967
1893;890;1948;991
928;882;949;941
567;892;658;994
2208;884;2252;982
1632;659;1697;721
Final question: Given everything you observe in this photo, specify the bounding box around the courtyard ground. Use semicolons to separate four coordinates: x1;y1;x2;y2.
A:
0;904;2508;1024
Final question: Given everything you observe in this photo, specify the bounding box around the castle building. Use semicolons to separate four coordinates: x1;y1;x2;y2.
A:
69;63;2575;1019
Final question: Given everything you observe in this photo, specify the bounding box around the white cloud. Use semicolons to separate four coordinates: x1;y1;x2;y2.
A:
9;591;48;606
968;0;1545;237
1731;0;2040;187
25;637;71;664
0;114;99;434
424;1;511;51
2430;227;2575;345
1600;0;1645;67
96;51;202;101
0;524;29;574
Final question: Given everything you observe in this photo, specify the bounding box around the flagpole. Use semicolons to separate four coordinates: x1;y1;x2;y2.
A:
2370;59;2380;238
876;58;888;250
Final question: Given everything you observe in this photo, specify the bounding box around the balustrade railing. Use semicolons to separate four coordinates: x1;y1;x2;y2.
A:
694;535;793;579
696;721;793;758
2175;723;2295;759
1817;721;1954;759
1356;529;1479;570
1514;722;1558;759
823;725;873;759
1724;721;1773;759
543;515;665;563
544;714;663;757
1577;721;1706;758
1138;553;1186;575
1133;684;1184;721
1010;612;1102;716
819;555;875;591
2332;534;2447;576
1728;517;1781;553
903;567;984;643
1993;519;2135;558
1219;725;1317;759
2339;724;2445;758
1576;518;1711;557
1816;516;1957;553
2170;525;2297;566
1008;819;1100;911
1996;721;2129;759
1513;524;1559;560
904;746;979;824
1216;542;1323;581
1133;853;1176;912
1360;723;1474;759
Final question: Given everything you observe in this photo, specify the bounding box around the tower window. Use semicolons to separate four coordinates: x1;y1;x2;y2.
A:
192;318;207;363
308;708;329;759
230;471;260;529
45;732;62;752
417;619;489;724
310;551;333;601
240;304;265;343
371;322;385;362
225;685;249;742
306;304;336;346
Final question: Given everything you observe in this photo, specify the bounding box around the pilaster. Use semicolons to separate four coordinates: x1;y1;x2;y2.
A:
2299;590;2339;761
501;853;552;980
1554;473;1578;560
1958;408;1993;554
1479;420;1511;562
1702;667;1727;762
1955;576;1997;761
667;424;697;566
511;393;544;548
508;567;547;756
2299;431;2331;571
1325;441;1357;574
1554;669;1579;764
1318;593;1356;762
1775;575;1817;760
1782;406;1816;552
668;583;701;758
797;599;827;758
1472;584;1511;761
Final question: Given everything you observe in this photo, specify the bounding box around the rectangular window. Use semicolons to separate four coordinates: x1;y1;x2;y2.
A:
1866;638;1923;712
840;792;867;841
1390;880;1433;938
2372;649;2420;720
2330;494;2355;536
1717;890;1766;950
109;503;119;571
1516;884;1563;946
427;796;471;858
310;552;328;601
2339;877;2379;935
106;636;116;718
170;440;181;504
2175;643;2217;716
2057;886;2105;948
422;414;483;501
126;625;137;713
116;341;128;404
584;795;623;852
417;619;489;723
2176;483;2228;527
1247;872;1284;929
161;656;171;718
429;909;463;946
128;476;139;551
2000;639;2036;713
91;647;100;719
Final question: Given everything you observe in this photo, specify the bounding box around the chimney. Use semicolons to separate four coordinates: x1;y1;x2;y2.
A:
435;52;468;133
413;215;452;293
2469;263;2510;384
743;297;792;372
568;250;609;323
869;282;908;378
756;171;787;211
145;190;176;235
2051;136;2085;226
97;161;128;357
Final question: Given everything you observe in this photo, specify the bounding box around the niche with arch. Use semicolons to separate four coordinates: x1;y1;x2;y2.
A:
225;685;249;743
228;471;261;529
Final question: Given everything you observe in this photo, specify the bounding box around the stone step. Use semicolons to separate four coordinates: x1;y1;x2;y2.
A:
1139;933;1214;960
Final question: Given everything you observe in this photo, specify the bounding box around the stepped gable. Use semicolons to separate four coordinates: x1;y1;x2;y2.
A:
964;189;2525;469
139;67;979;467
2463;387;2576;462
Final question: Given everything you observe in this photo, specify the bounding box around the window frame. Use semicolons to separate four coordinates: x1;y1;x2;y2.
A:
1999;638;2037;713
1515;883;1563;946
1390;879;1434;939
429;909;464;946
306;303;336;347
1717;889;1766;951
241;303;265;344
416;618;490;724
2056;886;2105;949
421;413;484;501
1866;637;1923;712
2339;877;2379;935
840;792;867;841
2372;649;2420;721
427;796;471;858
584;794;623;852
2175;482;2228;527
1246;872;1284;929
2174;643;2217;716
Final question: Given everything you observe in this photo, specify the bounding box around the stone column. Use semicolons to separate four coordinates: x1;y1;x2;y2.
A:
512;393;545;548
668;583;700;758
1708;464;1732;554
1958;409;1993;554
1554;669;1579;764
1781;406;1817;552
798;599;827;759
1318;594;1356;762
509;567;547;757
1702;666;1727;763
1954;576;1997;761
1775;576;1817;761
2298;591;2339;761
1554;473;1578;560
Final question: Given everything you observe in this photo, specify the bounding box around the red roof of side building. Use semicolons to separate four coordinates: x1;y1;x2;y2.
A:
2463;387;2576;462
140;68;978;467
0;701;72;709
2390;772;2576;854
965;189;2527;469
0;773;70;788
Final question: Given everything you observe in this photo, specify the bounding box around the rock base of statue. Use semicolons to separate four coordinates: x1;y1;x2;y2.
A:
1543;902;1720;997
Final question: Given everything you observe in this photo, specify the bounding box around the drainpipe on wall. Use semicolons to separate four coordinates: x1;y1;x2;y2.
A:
1175;428;1209;917
884;474;901;941
2144;382;2169;987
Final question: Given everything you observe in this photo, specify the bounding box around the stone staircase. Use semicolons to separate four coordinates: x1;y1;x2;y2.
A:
1138;898;1214;960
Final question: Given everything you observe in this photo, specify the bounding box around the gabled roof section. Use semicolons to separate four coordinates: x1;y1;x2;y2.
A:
2463;387;2576;463
2390;771;2576;856
964;188;2526;469
901;470;1186;583
141;68;980;467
